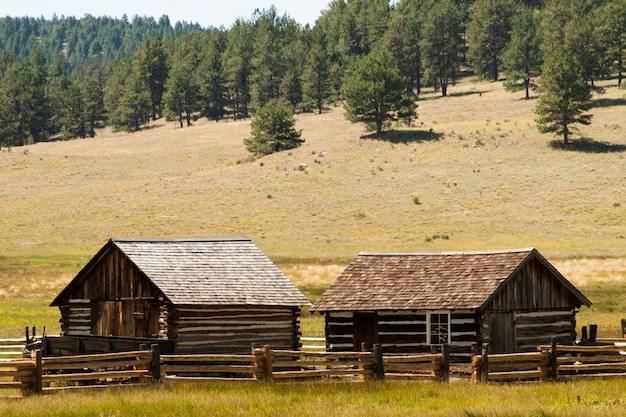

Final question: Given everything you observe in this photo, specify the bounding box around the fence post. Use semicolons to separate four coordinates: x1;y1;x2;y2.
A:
263;345;273;383
150;344;161;382
471;355;482;383
441;344;450;383
252;347;265;381
589;324;597;343
25;349;43;396
481;344;489;383
550;338;558;381
373;344;384;380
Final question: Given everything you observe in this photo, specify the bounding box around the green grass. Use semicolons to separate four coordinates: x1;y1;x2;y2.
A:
1;380;626;416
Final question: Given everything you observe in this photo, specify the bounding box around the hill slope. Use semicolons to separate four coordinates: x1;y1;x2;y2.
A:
1;78;624;261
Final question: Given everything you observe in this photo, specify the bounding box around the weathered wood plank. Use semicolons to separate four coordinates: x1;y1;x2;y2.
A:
488;370;543;380
161;364;259;374
42;369;149;382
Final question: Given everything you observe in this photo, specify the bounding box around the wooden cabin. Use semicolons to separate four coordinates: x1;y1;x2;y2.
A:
311;248;591;357
51;238;310;354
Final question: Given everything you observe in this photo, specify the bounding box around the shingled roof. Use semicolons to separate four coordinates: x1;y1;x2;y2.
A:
53;238;310;307
310;248;590;312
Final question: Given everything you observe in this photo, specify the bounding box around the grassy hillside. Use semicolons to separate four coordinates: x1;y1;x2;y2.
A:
0;76;624;337
1;77;624;261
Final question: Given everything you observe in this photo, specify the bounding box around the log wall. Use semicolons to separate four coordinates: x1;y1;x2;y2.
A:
168;305;302;354
59;299;91;335
325;310;479;357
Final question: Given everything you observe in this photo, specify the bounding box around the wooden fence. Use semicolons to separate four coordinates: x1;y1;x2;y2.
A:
13;341;626;395
383;345;450;381
538;343;626;380
472;341;626;383
472;351;549;383
0;358;37;397
0;338;26;360
1;345;449;396
41;350;153;391
161;351;260;382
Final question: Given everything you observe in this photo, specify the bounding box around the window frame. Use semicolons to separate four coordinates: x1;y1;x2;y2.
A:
427;311;451;345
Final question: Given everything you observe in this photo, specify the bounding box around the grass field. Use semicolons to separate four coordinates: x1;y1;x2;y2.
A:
0;76;625;412
1;379;626;416
0;75;624;337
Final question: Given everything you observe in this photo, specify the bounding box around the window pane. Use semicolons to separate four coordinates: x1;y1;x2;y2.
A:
429;313;449;345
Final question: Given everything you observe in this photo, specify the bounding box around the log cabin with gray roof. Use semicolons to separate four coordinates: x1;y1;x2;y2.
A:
50;238;310;354
311;248;591;358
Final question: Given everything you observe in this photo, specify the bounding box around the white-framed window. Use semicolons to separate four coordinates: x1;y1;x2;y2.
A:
427;311;451;345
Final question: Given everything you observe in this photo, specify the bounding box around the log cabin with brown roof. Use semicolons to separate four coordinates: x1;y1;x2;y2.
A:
50;238;310;354
311;248;591;357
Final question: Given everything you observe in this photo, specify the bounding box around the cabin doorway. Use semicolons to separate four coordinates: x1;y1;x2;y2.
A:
353;312;377;351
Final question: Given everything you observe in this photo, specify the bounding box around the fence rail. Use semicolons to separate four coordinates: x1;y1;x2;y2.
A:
161;353;260;382
261;347;376;381
41;350;152;391
0;344;448;396
383;345;449;381
472;341;626;383
0;359;37;396
0;338;26;360
8;341;626;396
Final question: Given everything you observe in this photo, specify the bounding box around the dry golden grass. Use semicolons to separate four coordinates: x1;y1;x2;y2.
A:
0;76;624;338
0;77;624;261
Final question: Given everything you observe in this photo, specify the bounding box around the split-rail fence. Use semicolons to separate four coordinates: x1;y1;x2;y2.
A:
471;340;626;382
0;344;447;397
4;341;626;397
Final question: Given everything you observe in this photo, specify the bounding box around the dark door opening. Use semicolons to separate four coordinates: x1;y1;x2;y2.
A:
353;312;377;351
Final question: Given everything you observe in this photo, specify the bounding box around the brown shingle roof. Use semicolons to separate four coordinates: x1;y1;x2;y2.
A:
310;248;587;312
56;238;310;307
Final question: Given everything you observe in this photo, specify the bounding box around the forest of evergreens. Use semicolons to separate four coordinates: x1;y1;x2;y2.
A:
0;0;624;148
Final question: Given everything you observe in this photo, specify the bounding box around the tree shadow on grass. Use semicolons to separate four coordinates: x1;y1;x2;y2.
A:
549;137;626;153
361;129;444;144
425;89;487;100
590;97;626;109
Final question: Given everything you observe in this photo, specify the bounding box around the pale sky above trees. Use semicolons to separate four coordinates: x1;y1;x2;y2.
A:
3;0;332;28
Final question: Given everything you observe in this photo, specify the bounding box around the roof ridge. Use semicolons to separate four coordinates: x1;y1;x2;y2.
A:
112;237;251;243
358;248;536;256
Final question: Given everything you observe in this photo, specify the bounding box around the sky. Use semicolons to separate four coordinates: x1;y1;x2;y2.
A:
2;0;333;28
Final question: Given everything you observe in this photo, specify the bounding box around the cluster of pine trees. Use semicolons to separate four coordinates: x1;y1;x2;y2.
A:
0;0;624;149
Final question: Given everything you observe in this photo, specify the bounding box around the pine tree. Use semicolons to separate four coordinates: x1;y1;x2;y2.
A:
384;0;425;96
222;19;253;119
342;48;409;135
198;30;227;121
243;97;303;156
467;0;516;81
163;32;203;127
535;48;592;145
502;6;543;99
137;33;168;120
302;42;331;114
420;0;465;97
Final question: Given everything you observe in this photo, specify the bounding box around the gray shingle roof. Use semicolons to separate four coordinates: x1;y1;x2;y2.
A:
59;238;310;307
310;248;588;312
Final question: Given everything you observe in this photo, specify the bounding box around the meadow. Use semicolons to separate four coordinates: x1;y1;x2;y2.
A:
2;379;626;416
0;76;625;414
